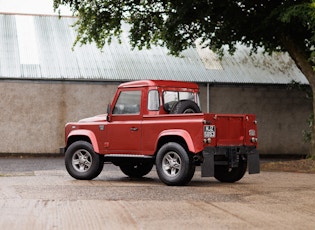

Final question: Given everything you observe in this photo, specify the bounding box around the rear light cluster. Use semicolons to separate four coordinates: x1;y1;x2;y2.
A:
249;120;258;143
203;138;211;144
251;137;258;143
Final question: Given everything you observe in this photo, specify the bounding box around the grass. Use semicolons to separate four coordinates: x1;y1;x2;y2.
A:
261;158;315;173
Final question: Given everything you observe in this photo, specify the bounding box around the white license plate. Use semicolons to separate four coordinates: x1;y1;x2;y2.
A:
204;125;216;138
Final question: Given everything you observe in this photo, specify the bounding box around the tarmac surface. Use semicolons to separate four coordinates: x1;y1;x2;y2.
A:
1;157;315;230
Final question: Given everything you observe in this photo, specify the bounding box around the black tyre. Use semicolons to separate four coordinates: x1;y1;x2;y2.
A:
119;161;154;178
170;100;201;114
65;141;104;180
214;157;247;183
156;142;195;186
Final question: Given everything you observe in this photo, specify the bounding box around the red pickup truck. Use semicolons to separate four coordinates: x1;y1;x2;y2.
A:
61;80;259;186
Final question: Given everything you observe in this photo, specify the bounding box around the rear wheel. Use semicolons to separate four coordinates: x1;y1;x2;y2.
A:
65;141;104;180
156;142;195;186
214;157;247;183
119;161;154;178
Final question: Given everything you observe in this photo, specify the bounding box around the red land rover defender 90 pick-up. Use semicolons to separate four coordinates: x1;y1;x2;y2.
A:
61;80;259;186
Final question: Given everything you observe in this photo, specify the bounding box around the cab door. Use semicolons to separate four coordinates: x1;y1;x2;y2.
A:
105;90;142;154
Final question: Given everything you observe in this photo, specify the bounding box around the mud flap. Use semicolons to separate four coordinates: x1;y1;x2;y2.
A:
248;148;260;174
201;148;214;177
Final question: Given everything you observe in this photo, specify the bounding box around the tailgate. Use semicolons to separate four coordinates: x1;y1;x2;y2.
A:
205;114;257;147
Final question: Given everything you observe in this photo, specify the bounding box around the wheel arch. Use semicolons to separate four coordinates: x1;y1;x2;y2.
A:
66;130;100;153
155;129;197;154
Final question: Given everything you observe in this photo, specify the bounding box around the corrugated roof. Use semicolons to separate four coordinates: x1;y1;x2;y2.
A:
0;14;309;85
196;43;308;84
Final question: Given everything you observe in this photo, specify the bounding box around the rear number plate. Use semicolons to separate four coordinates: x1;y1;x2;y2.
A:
204;125;216;138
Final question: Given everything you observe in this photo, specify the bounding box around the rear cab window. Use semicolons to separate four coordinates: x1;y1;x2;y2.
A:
163;91;200;112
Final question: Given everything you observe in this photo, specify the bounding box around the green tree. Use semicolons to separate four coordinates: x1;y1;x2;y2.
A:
54;0;315;157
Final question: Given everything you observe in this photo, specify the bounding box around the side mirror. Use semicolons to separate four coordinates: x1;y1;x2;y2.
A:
106;104;111;122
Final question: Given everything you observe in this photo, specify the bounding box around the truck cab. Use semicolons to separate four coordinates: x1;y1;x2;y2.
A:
109;80;201;116
103;80;201;154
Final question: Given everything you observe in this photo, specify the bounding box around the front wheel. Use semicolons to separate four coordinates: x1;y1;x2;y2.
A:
156;142;195;186
214;157;247;183
65;141;104;180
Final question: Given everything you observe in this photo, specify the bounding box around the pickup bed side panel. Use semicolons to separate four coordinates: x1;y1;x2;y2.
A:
142;115;205;155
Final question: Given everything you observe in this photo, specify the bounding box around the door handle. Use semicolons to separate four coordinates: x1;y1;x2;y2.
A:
130;127;138;131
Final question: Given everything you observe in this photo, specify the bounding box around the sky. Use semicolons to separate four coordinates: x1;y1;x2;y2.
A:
0;0;72;16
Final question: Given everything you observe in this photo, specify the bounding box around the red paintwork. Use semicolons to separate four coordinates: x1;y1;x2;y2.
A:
64;80;257;155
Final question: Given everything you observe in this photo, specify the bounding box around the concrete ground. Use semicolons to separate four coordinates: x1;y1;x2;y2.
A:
1;157;315;230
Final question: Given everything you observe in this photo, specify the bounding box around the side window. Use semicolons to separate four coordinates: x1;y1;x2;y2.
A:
148;90;160;111
113;91;141;114
163;91;197;112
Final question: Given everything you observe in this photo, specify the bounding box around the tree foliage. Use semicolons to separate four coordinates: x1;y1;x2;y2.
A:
54;0;315;155
54;0;315;56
